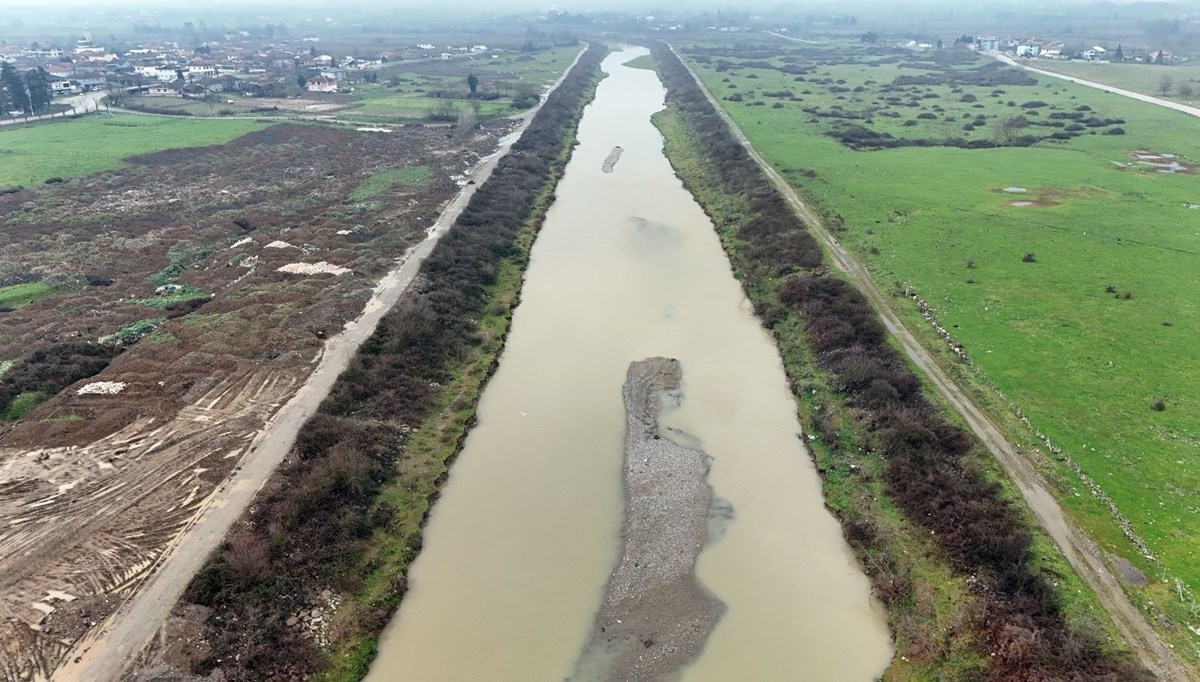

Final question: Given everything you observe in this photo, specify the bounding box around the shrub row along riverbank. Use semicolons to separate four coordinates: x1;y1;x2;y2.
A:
158;44;606;681
647;41;1149;681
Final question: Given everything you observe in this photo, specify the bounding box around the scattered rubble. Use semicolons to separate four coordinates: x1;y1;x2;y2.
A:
76;381;127;396
276;262;351;276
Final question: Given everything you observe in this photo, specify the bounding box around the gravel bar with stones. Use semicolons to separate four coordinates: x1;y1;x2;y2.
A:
569;357;724;681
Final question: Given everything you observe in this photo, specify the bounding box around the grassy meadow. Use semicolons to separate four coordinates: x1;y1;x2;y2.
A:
677;36;1200;659
0;282;56;309
0;115;268;186
343;44;581;123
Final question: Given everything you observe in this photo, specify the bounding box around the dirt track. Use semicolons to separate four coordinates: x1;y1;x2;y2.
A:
993;53;1200;120
674;43;1195;682
34;47;586;682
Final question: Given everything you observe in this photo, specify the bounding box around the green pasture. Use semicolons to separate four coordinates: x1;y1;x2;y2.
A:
4;392;45;420
349;89;511;119
350;165;431;200
680;37;1200;643
1034;61;1200;100
0;115;267;186
345;45;580;121
0;282;55;309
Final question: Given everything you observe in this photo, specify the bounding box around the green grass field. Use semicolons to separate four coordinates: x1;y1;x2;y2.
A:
1034;61;1200;101
679;37;1200;658
344;45;581;122
0;282;55;309
0;115;268;186
349;166;431;200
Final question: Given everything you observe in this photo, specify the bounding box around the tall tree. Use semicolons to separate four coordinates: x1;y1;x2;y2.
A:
2;62;30;114
0;71;10;112
467;73;479;94
24;68;51;113
1158;74;1174;97
1113;44;1124;62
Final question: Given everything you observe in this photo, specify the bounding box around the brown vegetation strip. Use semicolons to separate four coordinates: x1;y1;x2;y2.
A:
649;41;1152;681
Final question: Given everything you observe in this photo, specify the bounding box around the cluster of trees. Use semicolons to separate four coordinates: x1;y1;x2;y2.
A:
0;63;53;115
179;44;605;680
650;41;1150;680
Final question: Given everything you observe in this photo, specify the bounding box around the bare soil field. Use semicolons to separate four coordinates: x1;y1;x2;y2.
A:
0;119;518;681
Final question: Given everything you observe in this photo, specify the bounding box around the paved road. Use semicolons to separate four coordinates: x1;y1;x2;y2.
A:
764;30;825;45
50;46;586;682
993;53;1200;120
673;44;1195;682
0;91;109;127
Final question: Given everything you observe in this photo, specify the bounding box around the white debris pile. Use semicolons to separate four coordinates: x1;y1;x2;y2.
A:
265;240;295;249
336;229;352;235
230;237;253;249
77;381;127;396
239;255;260;269
277;262;351;276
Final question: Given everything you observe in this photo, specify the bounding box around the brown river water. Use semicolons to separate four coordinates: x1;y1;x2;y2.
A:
365;46;893;681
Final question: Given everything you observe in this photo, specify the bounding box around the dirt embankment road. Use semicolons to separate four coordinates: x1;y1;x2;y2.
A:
671;43;1194;682
49;46;586;682
992;53;1200;120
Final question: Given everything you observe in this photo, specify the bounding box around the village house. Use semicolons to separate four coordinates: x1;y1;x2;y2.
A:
305;75;337;93
976;36;1001;51
146;83;178;96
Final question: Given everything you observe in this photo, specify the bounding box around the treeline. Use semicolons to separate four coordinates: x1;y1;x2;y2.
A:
1;63;53;116
648;41;1151;681
176;44;604;680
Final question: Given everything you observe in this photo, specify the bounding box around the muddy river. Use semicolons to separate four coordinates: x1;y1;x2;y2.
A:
365;46;892;681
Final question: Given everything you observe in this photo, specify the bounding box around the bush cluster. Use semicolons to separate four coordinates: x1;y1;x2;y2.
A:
0;343;122;418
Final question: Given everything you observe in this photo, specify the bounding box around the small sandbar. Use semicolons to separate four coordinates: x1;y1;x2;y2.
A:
602;146;624;173
570;357;724;681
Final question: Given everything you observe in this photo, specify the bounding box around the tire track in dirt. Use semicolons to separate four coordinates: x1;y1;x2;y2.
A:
671;42;1194;682
46;46;587;682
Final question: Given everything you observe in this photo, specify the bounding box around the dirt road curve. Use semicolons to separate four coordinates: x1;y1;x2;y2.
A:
672;44;1194;682
993;53;1200;120
49;46;586;682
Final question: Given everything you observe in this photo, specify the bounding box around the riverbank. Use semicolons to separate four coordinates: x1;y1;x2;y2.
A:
646;41;1152;681
126;44;606;681
570;357;723;681
362;44;889;681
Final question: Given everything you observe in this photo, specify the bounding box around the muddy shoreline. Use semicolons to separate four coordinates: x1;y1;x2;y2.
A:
570;357;724;681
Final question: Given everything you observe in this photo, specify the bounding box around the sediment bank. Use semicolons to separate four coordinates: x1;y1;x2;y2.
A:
571;357;723;681
601;145;623;172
